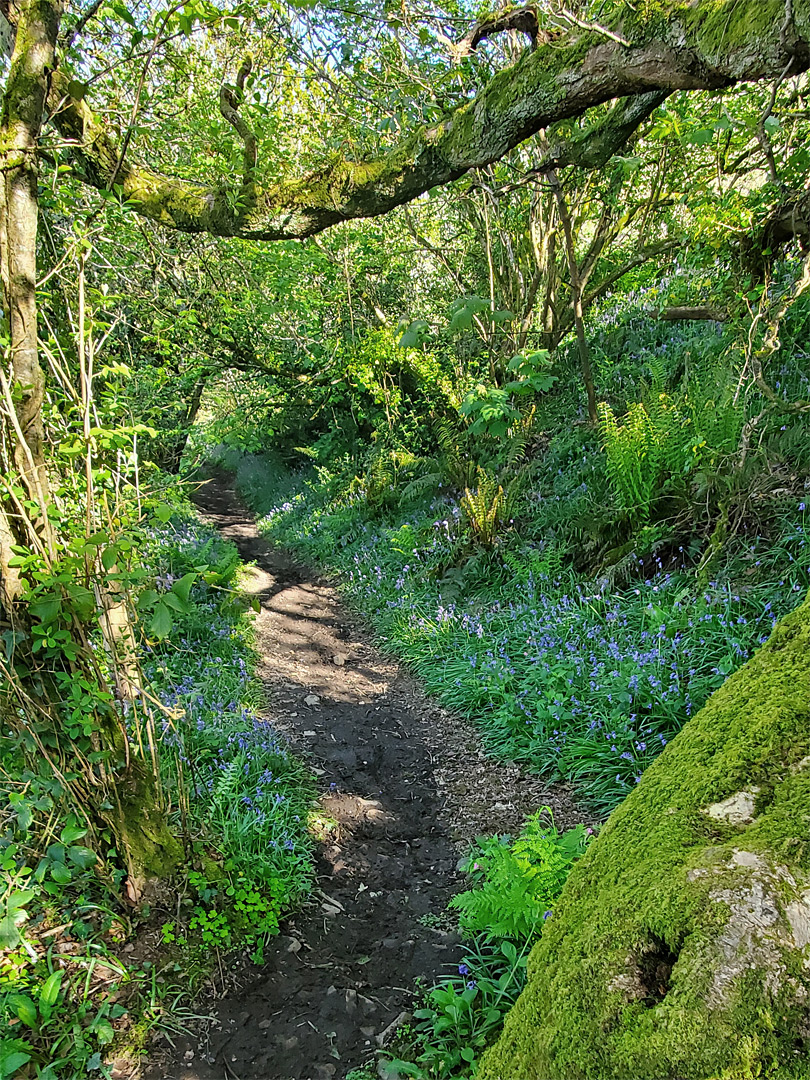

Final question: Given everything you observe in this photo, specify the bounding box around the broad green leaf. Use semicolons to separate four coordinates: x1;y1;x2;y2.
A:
60;823;87;844
150;602;173;639
50;863;72;884
8;993;38;1028
67;846;97;870
171;572;196;604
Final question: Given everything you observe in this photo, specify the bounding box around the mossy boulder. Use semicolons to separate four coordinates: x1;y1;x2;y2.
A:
479;593;810;1080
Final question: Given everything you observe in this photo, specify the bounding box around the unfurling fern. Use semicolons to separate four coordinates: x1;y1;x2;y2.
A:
450;809;592;940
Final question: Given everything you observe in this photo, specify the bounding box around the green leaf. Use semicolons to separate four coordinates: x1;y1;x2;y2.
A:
398;320;430;348
0;910;21;950
50;863;72;884
29;598;61;625
40;971;63;1008
8;993;38;1028
153;504;173;524
171;572;196;604
161;592;193;614
7;889;35;913
67;846;97;870
101;546;118;572
138;589;159;611
93;1019;115;1045
150;602;173;639
60;823;87;845
0;1049;32;1078
686;128;714;145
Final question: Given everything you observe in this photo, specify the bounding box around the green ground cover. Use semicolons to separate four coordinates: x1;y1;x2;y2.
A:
0;501;313;1077
218;448;810;817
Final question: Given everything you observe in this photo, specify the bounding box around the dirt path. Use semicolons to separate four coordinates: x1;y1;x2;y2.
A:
150;470;585;1080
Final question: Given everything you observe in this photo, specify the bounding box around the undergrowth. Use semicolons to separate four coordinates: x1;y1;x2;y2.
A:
380;809;591;1079
0;500;313;1077
216;447;810;816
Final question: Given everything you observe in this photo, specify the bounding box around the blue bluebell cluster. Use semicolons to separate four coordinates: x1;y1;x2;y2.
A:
141;513;312;898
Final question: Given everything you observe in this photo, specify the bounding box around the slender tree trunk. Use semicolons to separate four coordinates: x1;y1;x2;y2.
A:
0;0;60;506
549;170;598;423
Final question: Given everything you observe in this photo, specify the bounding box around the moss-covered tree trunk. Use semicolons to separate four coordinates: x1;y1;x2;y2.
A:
480;592;810;1079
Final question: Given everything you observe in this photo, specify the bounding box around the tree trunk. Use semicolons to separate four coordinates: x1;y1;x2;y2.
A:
0;0;181;889
480;591;810;1080
549;171;598;423
0;0;59;505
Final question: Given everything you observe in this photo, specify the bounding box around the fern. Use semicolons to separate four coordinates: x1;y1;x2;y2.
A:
502;542;565;583
450;809;591;941
461;468;505;546
598;395;687;525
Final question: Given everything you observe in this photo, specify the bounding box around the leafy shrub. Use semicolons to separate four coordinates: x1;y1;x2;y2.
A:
384;939;530;1079
383;811;591;1078
450;810;592;940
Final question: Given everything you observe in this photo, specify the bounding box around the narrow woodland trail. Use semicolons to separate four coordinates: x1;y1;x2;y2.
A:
150;471;585;1080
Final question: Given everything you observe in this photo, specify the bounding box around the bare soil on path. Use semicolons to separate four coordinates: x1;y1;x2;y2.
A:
147;469;586;1080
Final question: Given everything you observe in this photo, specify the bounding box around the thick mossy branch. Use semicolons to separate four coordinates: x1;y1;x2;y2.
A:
538;89;669;170
48;0;809;241
479;592;810;1080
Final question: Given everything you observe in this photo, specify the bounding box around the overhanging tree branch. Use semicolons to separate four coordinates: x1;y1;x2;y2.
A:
219;56;258;187
48;0;810;243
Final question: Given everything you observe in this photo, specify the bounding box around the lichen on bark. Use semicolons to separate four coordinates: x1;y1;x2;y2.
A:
479;592;810;1080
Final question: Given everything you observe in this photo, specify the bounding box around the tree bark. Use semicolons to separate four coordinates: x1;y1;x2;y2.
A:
480;592;810;1079
0;0;181;888
0;0;61;507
